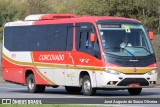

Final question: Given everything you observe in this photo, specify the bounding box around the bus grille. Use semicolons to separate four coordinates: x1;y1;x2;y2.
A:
115;60;146;66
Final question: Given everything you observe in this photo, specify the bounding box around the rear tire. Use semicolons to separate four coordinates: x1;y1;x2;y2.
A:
65;86;82;94
26;74;45;93
82;75;96;96
128;88;142;95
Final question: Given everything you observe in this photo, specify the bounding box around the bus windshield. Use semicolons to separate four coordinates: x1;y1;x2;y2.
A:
97;23;154;57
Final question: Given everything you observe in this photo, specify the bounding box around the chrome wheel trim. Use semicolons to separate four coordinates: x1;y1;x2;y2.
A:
83;80;91;93
28;78;34;90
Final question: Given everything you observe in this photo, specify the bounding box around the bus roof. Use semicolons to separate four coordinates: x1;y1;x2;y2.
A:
5;14;140;27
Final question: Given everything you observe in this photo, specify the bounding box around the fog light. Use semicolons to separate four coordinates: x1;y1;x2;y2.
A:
150;81;156;84
107;81;118;85
110;81;114;85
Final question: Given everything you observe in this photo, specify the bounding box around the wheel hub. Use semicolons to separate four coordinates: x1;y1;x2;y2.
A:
84;80;91;92
28;79;34;89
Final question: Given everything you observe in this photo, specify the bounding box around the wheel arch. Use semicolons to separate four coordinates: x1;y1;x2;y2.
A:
24;68;51;85
79;71;96;87
25;69;35;84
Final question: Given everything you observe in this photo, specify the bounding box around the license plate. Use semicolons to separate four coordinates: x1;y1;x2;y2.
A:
129;83;140;88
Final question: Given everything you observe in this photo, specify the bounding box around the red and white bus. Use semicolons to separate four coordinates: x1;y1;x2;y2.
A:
2;14;157;96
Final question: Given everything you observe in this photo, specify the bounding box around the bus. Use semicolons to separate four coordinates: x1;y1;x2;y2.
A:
2;14;157;96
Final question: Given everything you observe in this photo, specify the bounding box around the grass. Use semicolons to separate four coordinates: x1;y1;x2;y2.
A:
0;105;111;107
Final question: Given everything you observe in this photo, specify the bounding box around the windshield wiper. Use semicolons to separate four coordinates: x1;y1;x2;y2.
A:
133;46;152;56
104;47;137;60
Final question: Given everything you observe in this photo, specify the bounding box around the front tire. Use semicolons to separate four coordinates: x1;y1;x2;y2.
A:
26;74;45;93
128;88;142;95
82;75;96;96
65;86;82;94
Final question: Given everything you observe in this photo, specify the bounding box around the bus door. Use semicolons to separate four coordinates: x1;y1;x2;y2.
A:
75;23;101;85
65;23;101;86
75;22;101;65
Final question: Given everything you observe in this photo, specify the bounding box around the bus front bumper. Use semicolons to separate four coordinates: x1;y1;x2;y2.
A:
95;71;157;89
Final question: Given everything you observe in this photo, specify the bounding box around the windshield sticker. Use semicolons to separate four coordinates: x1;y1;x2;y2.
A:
101;24;120;28
123;25;131;33
100;31;104;35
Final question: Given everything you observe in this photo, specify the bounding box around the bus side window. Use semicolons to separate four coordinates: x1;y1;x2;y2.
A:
76;23;101;59
66;27;73;51
4;23;73;51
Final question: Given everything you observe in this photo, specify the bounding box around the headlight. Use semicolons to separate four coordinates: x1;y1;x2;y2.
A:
105;68;121;75
148;69;157;75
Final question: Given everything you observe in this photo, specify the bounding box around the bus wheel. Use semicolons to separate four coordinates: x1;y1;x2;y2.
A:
82;75;96;96
26;74;45;93
65;86;82;94
128;88;142;95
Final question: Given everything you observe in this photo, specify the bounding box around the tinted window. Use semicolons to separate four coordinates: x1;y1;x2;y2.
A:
66;27;73;50
76;23;101;59
4;24;73;51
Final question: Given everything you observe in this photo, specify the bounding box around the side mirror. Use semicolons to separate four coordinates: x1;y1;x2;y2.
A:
90;33;96;42
148;31;154;40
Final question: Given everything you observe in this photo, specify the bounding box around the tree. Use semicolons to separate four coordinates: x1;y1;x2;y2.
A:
105;0;160;32
0;0;26;40
24;0;50;15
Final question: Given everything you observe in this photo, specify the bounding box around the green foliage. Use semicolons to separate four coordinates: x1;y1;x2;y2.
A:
0;0;25;26
0;0;27;39
152;35;160;61
48;0;160;33
24;0;50;14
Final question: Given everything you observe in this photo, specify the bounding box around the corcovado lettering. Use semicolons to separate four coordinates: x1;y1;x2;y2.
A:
39;54;64;61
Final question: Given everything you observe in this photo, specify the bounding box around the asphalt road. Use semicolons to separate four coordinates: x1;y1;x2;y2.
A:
0;82;160;98
1;82;160;107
